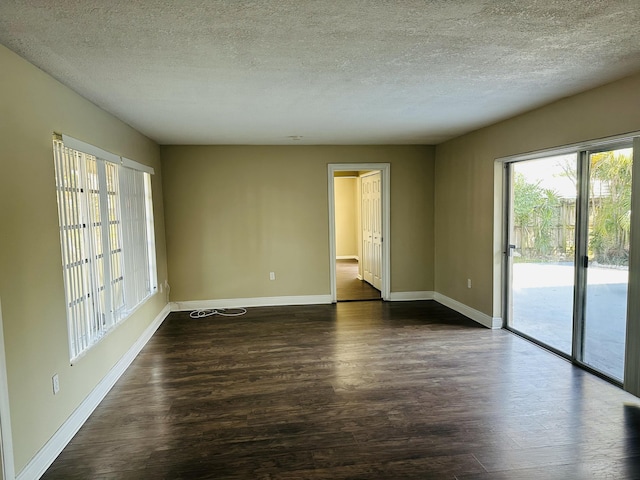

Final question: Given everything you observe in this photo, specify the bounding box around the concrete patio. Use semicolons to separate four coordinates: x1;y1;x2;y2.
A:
511;262;628;381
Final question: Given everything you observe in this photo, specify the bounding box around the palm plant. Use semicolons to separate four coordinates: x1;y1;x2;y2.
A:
589;151;632;265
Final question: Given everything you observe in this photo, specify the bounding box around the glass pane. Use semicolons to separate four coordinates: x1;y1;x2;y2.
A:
510;154;578;354
583;148;632;381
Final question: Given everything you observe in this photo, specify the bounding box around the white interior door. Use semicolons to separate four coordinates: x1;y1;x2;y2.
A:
361;172;382;290
361;174;373;285
371;172;382;290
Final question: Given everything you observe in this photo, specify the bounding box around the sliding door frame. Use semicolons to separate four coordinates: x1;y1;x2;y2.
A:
572;150;590;366
498;132;640;394
502;157;577;361
625;137;640;395
575;142;632;383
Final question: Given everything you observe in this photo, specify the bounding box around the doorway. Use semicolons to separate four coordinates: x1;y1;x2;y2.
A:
334;172;381;301
328;164;390;303
505;145;633;383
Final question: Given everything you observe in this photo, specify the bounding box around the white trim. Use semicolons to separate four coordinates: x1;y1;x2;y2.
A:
60;134;154;174
493;161;508;329
16;304;171;480
388;291;435;301
328;163;391;303
171;295;332;312
336;256;359;260
434;293;502;329
624;137;640;395
122;157;154;175
0;298;15;480
61;134;120;164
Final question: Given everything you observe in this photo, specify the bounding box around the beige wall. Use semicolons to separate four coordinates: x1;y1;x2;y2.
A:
161;145;435;301
334;177;358;258
0;45;168;472
4;24;639;475
435;71;640;318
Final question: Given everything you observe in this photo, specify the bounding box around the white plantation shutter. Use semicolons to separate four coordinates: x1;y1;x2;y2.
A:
54;141;94;356
53;136;157;361
120;167;156;308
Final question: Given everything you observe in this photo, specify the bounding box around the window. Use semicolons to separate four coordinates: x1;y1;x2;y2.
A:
53;135;157;361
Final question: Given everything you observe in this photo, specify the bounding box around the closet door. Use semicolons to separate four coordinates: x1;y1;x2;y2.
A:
361;172;382;290
370;173;382;290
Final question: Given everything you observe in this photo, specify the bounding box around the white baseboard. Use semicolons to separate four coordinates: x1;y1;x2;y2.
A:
433;293;502;329
15;292;500;479
171;295;333;312
172;293;501;330
336;256;359;260
388;291;435;301
17;304;171;480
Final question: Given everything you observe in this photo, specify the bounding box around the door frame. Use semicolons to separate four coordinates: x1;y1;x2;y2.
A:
328;163;390;302
502;153;581;361
497;132;640;391
0;297;15;480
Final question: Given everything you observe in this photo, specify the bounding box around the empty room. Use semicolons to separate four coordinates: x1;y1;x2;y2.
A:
2;1;640;479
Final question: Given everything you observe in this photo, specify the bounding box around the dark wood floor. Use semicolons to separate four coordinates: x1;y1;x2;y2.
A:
336;259;381;301
42;301;640;479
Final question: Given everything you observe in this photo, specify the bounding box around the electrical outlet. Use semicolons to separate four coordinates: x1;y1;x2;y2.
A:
52;374;60;395
467;278;472;289
159;283;163;293
269;272;276;281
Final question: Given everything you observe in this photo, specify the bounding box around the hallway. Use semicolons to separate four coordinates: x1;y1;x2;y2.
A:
336;259;381;301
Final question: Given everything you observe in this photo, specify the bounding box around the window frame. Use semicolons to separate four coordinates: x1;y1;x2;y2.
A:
53;135;157;362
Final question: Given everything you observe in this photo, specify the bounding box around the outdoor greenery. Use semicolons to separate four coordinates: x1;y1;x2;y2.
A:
513;172;560;260
589;151;632;266
513;150;632;265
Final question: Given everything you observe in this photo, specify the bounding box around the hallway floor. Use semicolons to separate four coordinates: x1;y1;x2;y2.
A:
336;259;381;301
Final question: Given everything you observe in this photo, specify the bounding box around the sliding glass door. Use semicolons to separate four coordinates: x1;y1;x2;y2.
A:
508;154;577;355
506;145;633;383
580;148;633;380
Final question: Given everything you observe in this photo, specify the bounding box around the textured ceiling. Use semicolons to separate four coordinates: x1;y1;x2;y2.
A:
1;1;640;145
